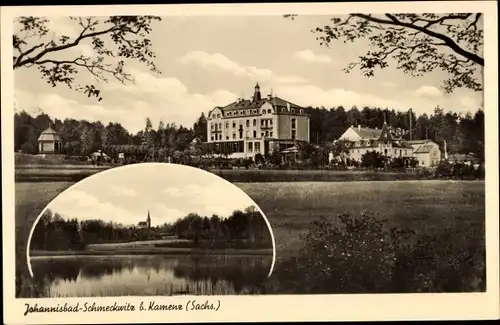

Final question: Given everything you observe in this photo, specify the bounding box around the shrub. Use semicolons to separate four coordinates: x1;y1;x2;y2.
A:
267;212;485;293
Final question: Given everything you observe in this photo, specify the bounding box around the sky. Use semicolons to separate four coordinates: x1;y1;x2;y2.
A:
40;163;258;227
14;15;484;133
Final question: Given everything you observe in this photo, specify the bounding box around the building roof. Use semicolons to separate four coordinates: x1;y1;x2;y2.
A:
138;221;147;226
38;126;62;142
220;96;303;112
414;144;435;153
377;122;394;142
352;127;383;139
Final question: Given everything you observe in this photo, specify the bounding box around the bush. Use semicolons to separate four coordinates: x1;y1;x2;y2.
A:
267;212;485;293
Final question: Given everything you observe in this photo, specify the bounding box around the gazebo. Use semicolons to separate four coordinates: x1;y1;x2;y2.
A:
37;126;63;154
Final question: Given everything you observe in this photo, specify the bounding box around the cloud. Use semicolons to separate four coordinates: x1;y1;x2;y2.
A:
108;185;138;197
458;96;482;110
181;182;253;218
276;84;409;110
48;189;142;226
416;85;442;98
15;69;238;133
150;203;186;223
179;50;307;85
163;187;183;197
293;49;332;64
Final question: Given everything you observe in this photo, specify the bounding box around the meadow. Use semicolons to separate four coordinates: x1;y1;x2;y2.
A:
15;166;439;183
238;181;485;261
14;179;485;294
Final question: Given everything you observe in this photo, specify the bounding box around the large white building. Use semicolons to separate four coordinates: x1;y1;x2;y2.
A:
337;122;414;162
206;83;310;159
334;123;442;167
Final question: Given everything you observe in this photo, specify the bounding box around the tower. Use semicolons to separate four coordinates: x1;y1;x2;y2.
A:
147;210;151;229
253;82;261;101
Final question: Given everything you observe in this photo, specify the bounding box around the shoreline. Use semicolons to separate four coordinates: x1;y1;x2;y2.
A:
29;247;274;257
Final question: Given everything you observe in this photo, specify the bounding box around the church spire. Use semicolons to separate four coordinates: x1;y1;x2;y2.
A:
147;210;151;228
253;82;261;101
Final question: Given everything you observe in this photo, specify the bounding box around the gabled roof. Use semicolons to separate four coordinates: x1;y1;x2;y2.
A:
352;127;382;139
38;126;62;142
414;144;435;153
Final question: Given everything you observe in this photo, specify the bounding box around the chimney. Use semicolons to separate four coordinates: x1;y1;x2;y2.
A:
267;94;272;100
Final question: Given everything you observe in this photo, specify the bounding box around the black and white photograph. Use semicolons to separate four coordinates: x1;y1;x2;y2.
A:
2;2;498;323
22;163;274;298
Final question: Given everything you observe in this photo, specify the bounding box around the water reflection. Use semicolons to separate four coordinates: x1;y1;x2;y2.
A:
21;255;272;297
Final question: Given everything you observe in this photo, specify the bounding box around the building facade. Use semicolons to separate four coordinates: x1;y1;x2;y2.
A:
337;122;414;162
407;140;442;167
206;83;310;159
37;126;63;154
335;123;443;167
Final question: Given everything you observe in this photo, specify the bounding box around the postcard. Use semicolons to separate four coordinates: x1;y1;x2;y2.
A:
2;1;499;324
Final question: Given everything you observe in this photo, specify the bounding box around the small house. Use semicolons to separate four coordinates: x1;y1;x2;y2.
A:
37;126;63;154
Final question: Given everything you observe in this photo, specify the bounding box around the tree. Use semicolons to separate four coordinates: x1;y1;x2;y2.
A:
13;16;161;100
361;150;385;168
291;13;483;93
330;139;352;165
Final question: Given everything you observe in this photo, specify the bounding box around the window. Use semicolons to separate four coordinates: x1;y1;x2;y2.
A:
248;142;253;152
268;109;272;114
239;131;243;139
232;133;236;139
253;119;256;126
226;136;229;140
255;142;261;152
265;131;269;136
269;120;273;125
211;123;214;130
232;122;236;128
246;120;250;127
253;130;257;138
405;150;407;155
300;109;304;114
211;136;214;141
384;149;388;156
291;129;296;140
225;122;229;128
261;132;265;137
291;118;296;129
270;132;273;137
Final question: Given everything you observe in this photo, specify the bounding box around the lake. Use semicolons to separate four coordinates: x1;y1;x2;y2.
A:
21;254;273;297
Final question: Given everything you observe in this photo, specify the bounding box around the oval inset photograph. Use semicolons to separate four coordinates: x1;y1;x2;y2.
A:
26;163;275;297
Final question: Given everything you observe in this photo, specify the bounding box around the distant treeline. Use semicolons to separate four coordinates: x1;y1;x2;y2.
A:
15;104;484;160
30;206;271;251
168;207;272;249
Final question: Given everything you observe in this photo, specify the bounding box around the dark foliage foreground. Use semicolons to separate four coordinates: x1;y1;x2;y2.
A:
265;213;485;293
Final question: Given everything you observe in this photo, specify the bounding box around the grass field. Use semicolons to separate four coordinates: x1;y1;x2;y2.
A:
236;181;485;261
15;166;438;183
15;180;484;266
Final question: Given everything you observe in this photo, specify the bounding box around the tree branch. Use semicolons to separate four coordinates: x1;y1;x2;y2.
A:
15;24;123;68
351;13;484;66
